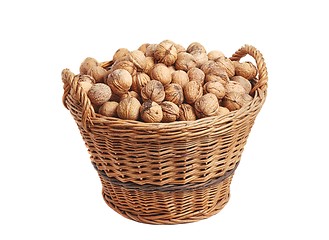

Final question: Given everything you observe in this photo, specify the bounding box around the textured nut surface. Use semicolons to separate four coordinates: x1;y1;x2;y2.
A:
207;50;225;61
171;70;189;88
160;101;179;122
164;83;184;105
144;57;155;75
183;80;203;104
87;83;112;106
120;91;141;102
203;81;226;100
216;58;235;78
150;63;172;86
187;67;205;84
221;92;253;111
233;61;257;80
194;93;220;118
225;81;246;94
107;69;132;95
140;100;163;123
131;72;150;93
191;50;208;68
128;50;146;71
79;81;93;93
138;43;150;54
80;57;98;75
154;40;177;66
141;80;165;103
111;60;137;76
87;65;108;83
187;42;206;53
99;101;119;117
112;48;129;62
117;97;141;120
178;103;197;121
230;76;252;93
145;44;157;57
175;52;197;71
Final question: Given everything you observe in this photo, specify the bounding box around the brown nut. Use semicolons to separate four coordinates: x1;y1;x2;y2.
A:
164;83;184;105
183;80;203;104
207;50;225;61
117;97;141;120
111;60;137;76
79;81;93;93
160;101;180;122
150;63;172;86
144;57;155;75
187;67;205;84
187;42;206;53
145;44;157;57
191;50;208;68
131;72;151;93
215;58;235;78
99;101;119;117
128;50;146;71
203;81;226;100
107;69;132;96
141;80;165;103
178;103;197;121
154;40;178;66
140;100;163;123
174;43;186;53
87;65;108;83
120;91;141;102
171;70;189;88
233;61;257;80
194;93;220;118
215;106;230;116
77;74;95;84
112;48;130;62
80;57;98;75
87;83;112;106
225;81;246;94
230;76;252;93
221;92;253;111
175;52;197;71
138;43;150;54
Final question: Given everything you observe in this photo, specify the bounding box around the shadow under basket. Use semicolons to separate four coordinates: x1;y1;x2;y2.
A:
62;44;268;224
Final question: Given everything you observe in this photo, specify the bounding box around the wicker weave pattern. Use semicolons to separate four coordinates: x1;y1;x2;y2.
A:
62;45;268;224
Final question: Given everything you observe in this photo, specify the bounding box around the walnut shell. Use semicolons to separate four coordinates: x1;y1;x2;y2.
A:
138;43;150;54
230;76;252;93
171;70;189;88
174;43;186;53
120;91;141;102
225;81;246;94
215;58;235;78
140;100;163;123
233;61;257;80
99;101;119;117
221;92;253;111
107;69;132;96
194;93;220;118
128;50;146;71
87;65;108;83
111;60;137;76
175;52;197;71
112;48;129;62
154;40;177;66
77;74;95;84
144;57;155;75
87;83;112;106
117;97;141;120
178;103;197;121
215;106;230;116
164;83;184;105
160;101;180;122
191;50;208;68
131;72;151;93
187;67;205;84
203;81;226;100
187;42;206;53
80;57;98;75
207;50;225;61
202;62;230;85
183;80;203;104
79;81;93;93
145;44;157;57
150;63;172;86
141;80;165;103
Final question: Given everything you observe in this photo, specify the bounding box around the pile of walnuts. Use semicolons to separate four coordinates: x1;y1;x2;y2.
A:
76;40;258;123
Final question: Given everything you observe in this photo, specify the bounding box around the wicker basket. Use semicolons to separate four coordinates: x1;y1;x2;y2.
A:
62;45;268;224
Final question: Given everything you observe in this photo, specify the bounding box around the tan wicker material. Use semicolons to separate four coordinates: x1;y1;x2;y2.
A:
62;45;268;224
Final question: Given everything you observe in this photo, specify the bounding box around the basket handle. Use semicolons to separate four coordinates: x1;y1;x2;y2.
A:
230;45;268;95
62;69;95;129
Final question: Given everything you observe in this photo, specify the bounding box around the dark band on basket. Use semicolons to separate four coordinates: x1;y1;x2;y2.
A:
92;161;239;192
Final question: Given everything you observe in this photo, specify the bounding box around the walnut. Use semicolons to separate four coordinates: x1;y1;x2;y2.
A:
183;80;203;104
144;57;155;75
191;50;208;68
160;101;180;122
138;43;150;54
202;62;229;85
111;60;137;76
225;81;246;94
171;70;189;88
215;106;230;116
215;58;235;78
175;52;197;71
178;103;197;121
79;57;98;75
128;50;146;71
194;93;220;118
221;92;253;111
112;48;129;62
117;97;141;120
131;72;151;93
140;100;163;123
107;69;132;96
120;91;141;102
87;65;108;83
87;83;112;106
150;63;172;86
233;61;257;80
141;80;165;103
154;40;177;66
79;81;93;93
203;81;226;100
77;74;95;84
99;101;119;117
187;42;206;53
187;67;205;84
207;50;225;61
174;43;186;53
230;76;252;93
145;44;157;57
164;83;184;105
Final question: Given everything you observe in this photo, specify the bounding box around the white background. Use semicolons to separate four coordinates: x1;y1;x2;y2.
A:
1;0;328;239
